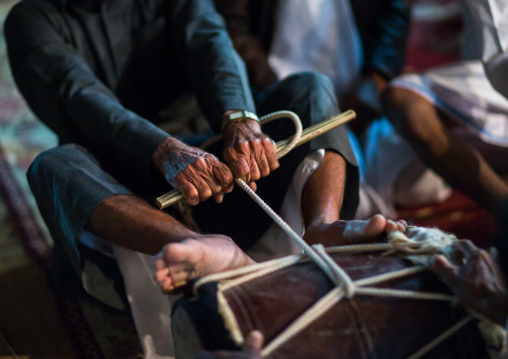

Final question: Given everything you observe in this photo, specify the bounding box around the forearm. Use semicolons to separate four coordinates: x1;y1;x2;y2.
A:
87;194;199;255
57;85;167;163
172;0;256;133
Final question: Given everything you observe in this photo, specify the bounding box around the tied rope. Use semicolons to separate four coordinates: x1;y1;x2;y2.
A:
193;111;507;359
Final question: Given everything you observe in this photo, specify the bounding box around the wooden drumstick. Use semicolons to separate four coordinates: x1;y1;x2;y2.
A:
156;109;356;209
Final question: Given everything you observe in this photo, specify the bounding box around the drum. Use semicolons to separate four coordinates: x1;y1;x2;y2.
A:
171;228;495;359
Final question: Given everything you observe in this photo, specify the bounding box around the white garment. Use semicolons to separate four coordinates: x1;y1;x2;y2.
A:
370;0;508;212
112;246;175;359
362;119;452;215
461;0;508;98
247;150;326;260
391;61;508;148
268;0;362;98
267;0;457;215
464;0;508;62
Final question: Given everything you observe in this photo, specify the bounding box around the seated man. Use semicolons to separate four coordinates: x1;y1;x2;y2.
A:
214;0;417;219
382;0;508;222
4;0;398;356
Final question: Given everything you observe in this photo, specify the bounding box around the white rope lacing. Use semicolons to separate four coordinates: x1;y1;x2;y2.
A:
193;110;506;358
234;176;468;359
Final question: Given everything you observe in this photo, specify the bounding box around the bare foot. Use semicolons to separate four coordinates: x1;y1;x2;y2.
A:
154;234;255;293
304;214;407;247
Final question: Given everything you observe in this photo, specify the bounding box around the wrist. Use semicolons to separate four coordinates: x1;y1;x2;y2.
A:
152;136;178;172
221;110;259;130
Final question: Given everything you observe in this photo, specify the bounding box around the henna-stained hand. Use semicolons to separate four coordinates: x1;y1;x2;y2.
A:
429;240;508;326
194;331;264;359
222;117;279;191
153;137;234;205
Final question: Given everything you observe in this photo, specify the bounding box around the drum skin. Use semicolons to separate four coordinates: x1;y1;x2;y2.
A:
172;252;488;359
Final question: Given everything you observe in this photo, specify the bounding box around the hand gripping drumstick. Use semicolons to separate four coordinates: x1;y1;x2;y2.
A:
156;109;356;209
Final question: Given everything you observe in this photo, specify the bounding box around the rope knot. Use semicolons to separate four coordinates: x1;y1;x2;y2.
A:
312;244;356;299
384;227;457;257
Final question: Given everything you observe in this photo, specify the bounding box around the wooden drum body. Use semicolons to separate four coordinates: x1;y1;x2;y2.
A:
172;250;489;359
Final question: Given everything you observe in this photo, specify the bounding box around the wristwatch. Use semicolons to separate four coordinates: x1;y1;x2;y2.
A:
221;110;259;130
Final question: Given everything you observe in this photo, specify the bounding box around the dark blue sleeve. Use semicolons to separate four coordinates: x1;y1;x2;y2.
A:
353;0;412;80
171;0;256;133
4;1;169;164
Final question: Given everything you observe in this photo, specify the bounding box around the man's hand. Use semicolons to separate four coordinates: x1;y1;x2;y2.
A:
429;240;508;326
153;137;233;205
194;331;264;359
222;116;279;191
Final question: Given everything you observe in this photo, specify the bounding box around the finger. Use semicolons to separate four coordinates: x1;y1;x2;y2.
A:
430;254;452;271
262;137;279;171
461;240;479;254
247;181;257;192
224;142;251;181
190;157;221;197
200;155;224;195
214;193;224;204
243;330;264;352
213;162;234;193
256;151;270;178
193;179;213;202
204;176;222;197
429;254;459;284
252;139;270;178
248;148;261;182
477;250;498;276
179;181;200;206
231;157;251;182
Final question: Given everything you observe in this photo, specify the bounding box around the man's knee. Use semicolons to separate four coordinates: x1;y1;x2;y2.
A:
27;144;89;192
283;72;335;97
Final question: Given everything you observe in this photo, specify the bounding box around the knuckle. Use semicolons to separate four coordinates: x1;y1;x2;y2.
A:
185;194;199;206
198;187;212;200
236;140;250;152
194;156;207;168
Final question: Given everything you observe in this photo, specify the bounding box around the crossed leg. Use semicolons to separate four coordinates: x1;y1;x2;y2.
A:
383;86;508;218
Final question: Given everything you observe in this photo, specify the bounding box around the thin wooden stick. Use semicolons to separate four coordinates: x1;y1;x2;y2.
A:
156;110;356;209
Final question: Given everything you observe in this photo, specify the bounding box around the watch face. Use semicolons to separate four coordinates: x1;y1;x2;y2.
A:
229;111;246;120
222;111;259;129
